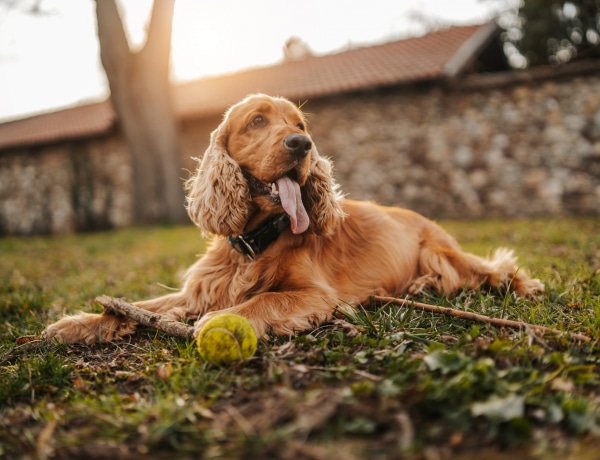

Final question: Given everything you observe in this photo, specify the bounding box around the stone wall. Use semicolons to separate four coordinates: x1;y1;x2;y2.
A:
1;66;599;235
306;72;600;219
0;135;133;235
0;115;220;236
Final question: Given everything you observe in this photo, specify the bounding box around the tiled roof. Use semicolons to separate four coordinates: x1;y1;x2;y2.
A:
174;23;496;118
0;23;495;151
0;100;115;151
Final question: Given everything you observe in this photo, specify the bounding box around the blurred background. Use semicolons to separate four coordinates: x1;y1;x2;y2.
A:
0;0;599;235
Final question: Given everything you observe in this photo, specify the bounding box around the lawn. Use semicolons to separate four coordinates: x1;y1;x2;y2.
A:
1;218;599;459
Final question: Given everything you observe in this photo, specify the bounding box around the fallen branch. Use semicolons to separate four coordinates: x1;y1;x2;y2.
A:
371;295;592;343
96;295;194;339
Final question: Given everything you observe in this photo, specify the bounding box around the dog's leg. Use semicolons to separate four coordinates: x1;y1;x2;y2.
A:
478;248;544;296
193;291;336;338
43;292;188;344
408;243;544;297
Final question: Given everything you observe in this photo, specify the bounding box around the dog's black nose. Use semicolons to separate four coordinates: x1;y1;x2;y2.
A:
284;134;312;158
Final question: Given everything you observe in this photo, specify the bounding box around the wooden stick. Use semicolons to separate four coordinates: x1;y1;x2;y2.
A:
370;295;592;343
96;295;194;339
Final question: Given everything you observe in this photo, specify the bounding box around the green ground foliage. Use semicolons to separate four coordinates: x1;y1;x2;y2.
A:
0;218;599;459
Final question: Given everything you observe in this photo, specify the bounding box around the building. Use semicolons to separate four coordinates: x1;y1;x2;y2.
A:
1;23;599;235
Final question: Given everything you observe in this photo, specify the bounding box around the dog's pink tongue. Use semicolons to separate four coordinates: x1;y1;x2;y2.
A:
277;177;309;234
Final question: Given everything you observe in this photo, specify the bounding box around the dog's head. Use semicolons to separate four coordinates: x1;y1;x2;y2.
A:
186;94;344;237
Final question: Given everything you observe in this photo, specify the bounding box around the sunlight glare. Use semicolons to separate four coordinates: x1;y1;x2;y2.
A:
118;0;153;51
0;0;105;120
171;1;284;82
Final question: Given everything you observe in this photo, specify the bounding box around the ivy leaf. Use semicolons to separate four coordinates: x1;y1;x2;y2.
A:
470;394;525;421
423;350;468;374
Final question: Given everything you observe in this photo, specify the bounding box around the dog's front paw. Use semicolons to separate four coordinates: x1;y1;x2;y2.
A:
43;313;136;344
43;314;98;344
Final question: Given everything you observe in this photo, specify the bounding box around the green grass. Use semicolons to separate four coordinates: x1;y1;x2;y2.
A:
0;218;599;459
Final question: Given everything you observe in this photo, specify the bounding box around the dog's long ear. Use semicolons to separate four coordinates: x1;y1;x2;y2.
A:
185;126;251;236
302;145;345;236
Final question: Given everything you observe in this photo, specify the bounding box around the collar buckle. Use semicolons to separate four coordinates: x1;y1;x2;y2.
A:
235;235;257;261
228;213;290;260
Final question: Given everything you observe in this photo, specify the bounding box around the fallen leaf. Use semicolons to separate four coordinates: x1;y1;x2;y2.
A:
156;362;173;380
15;335;40;345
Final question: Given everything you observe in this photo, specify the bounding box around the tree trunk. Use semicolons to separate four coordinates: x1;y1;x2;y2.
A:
95;0;186;224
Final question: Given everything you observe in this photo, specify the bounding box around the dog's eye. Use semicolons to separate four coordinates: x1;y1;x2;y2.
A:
248;115;267;129
296;122;305;131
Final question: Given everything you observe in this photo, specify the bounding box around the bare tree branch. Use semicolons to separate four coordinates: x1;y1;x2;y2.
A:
143;0;175;69
95;0;131;90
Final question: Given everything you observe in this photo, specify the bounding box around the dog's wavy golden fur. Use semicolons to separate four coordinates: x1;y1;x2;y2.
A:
43;94;544;344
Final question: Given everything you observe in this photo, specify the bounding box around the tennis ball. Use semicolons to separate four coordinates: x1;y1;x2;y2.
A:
196;313;257;364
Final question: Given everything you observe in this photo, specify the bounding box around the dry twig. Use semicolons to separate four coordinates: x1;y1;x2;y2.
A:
371;295;592;343
95;295;194;339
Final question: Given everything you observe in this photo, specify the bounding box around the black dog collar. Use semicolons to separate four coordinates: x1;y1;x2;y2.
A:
228;213;290;260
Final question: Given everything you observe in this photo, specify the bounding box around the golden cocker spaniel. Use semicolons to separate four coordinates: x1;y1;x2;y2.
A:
43;94;544;344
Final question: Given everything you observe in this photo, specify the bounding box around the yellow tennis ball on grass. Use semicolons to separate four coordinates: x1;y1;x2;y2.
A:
196;313;258;364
